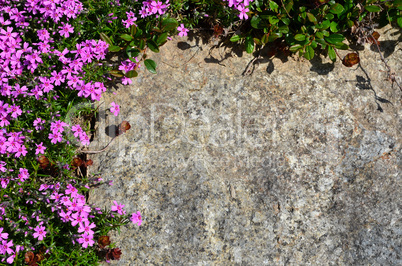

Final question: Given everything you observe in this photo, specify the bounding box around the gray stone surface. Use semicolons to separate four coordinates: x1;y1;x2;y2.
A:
88;25;401;265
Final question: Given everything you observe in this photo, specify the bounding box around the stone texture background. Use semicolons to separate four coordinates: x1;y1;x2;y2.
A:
88;25;401;265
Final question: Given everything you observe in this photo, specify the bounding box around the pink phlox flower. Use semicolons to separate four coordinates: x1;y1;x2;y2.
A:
237;5;250;20
59;210;72;223
109;102;120;116
79;132;90;146
58;23;74;38
122;77;132;85
18;168;29;182
0;227;8;240
35;142;46;155
50;120;68;133
14;145;27;158
151;1;167;15
78;220;96;235
50;70;65;86
8;104;22;119
130;211;142;226
111;201;126;215
49;131;63;144
65;184;78;197
33;225;46;241
77;232;94;248
177;24;189;37
71;124;83;137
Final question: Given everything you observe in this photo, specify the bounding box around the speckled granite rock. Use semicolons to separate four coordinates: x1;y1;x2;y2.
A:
88;26;401;265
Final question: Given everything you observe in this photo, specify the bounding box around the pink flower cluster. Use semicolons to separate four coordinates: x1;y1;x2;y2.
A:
49;120;69;144
71;124;90;146
223;0;254;20
48;183;96;248
138;1;170;18
111;201;142;226
0;227;22;264
0;130;27;158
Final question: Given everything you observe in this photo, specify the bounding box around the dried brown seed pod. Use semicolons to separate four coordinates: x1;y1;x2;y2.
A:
106;248;122;260
119;121;131;133
71;157;83;168
342;53;360;67
85;159;93;166
37;156;50;169
98;235;111;248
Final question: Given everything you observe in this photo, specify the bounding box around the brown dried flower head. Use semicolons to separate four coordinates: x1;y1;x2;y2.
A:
98;235;111;248
342;53;360;67
85;159;93;167
118;121;131;135
24;251;36;265
71;157;83;168
106;248;122;260
37;156;50;169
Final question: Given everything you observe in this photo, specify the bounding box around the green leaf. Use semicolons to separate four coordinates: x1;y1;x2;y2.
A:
138;39;146;50
318;20;331;30
134;28;143;38
307;13;317;24
398;17;402;28
365;5;381;12
315;31;324;39
108;45;121;52
281;17;291;25
285;0;294;14
304;46;314;60
147;39;159;53
269;15;280;25
126;70;138;78
251;16;264;29
330;3;345;14
109;70;124;78
126;47;140;58
156;32;168;45
330;21;339;32
294;34;306;41
120;34;133;41
325;34;345;44
334;42;349;50
327;46;336;61
162;18;178;31
144;59;157;74
230;35;241;42
261;34;269;44
129;57;138;63
269;1;279;12
100;33;113;45
311;40;317;49
289;44;302;52
325;13;335;20
278;25;289;34
268;32;282;42
245;36;254;54
130;25;137;36
253;38;262;46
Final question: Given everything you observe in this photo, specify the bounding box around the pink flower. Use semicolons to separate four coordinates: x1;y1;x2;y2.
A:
0;227;8;240
78;220;96;235
59;23;74;38
35;142;46;155
177;24;189;37
122;77;132;85
130;211;142;226
77;232;94;248
111;201;126;215
110;102;120;116
237;5;250;20
33;225;46;241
